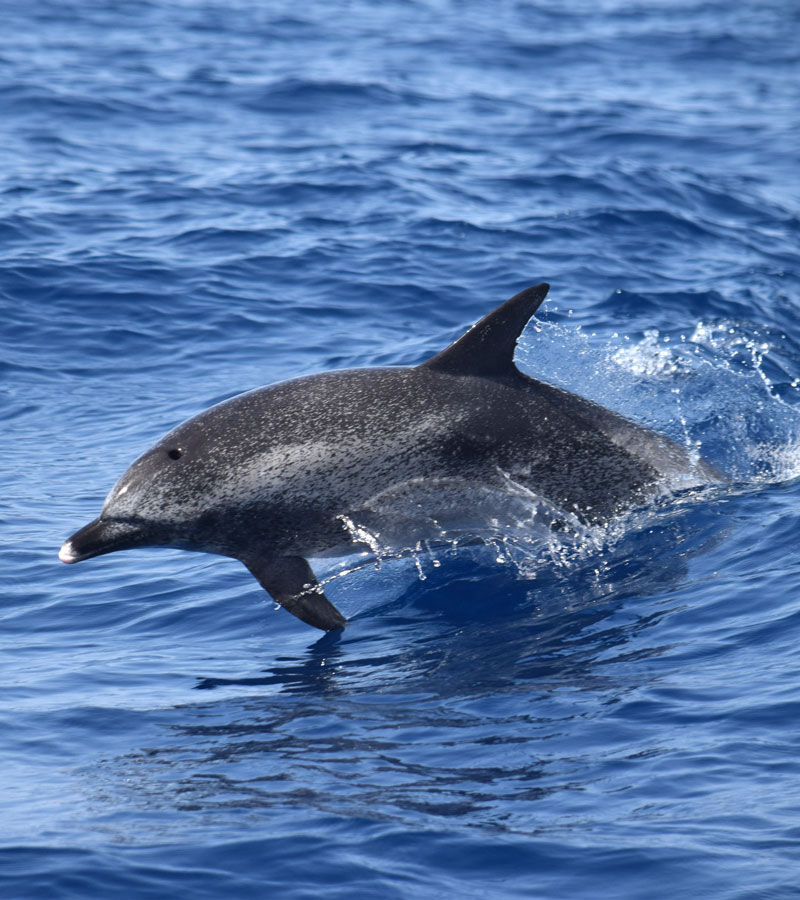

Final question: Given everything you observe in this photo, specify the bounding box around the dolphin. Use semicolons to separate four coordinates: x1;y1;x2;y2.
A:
59;283;716;631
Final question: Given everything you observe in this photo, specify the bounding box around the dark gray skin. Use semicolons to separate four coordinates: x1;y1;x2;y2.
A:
59;284;718;631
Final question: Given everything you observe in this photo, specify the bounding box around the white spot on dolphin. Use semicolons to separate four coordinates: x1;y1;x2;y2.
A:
58;541;77;564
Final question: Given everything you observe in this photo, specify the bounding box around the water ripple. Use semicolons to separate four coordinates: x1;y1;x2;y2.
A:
2;0;800;897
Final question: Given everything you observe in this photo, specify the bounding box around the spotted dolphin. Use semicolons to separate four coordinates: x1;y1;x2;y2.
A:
59;284;716;631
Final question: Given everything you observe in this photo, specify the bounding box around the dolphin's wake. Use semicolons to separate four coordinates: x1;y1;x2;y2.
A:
325;308;800;599
518;307;800;485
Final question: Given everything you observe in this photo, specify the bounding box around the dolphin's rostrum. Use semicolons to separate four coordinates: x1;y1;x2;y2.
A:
59;284;716;631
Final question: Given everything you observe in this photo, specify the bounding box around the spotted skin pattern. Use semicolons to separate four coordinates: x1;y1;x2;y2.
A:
60;285;717;631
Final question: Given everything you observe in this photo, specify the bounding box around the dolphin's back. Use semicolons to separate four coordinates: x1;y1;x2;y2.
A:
185;364;662;529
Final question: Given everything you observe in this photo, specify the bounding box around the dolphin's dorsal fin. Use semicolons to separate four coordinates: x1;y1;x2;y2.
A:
421;283;550;378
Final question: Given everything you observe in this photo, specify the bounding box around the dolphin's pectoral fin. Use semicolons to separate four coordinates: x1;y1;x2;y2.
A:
243;554;346;632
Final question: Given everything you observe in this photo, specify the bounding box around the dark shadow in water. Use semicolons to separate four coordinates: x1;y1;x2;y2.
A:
194;629;344;692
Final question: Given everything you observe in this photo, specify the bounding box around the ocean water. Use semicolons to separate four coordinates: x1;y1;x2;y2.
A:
3;0;800;897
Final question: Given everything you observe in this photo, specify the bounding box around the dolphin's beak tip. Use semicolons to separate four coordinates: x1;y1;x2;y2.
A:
58;541;78;564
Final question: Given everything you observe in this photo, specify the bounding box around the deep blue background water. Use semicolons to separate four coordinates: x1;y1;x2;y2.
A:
3;1;800;897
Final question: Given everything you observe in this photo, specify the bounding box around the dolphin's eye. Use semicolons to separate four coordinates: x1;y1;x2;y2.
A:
168;448;183;460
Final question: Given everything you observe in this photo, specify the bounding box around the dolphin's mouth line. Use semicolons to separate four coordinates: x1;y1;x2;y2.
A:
58;516;152;564
58;540;110;564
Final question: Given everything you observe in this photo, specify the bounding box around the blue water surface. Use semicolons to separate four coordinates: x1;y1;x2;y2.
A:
3;1;800;897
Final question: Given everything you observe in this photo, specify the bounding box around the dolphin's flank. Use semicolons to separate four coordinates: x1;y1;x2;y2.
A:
60;283;717;631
